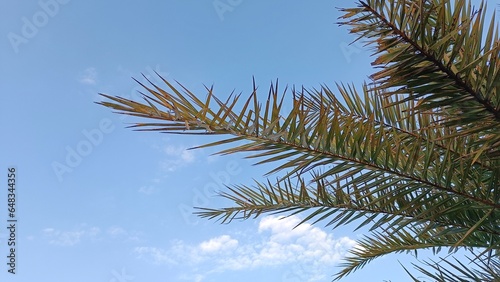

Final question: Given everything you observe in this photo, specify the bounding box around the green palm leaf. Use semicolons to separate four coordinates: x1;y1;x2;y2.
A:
97;0;500;280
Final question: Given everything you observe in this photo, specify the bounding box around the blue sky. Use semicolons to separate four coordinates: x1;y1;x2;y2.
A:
0;0;495;281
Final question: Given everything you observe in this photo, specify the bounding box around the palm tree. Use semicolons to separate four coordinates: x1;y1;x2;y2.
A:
98;0;500;280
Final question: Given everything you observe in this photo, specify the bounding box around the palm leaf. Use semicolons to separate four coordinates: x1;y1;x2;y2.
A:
98;0;500;280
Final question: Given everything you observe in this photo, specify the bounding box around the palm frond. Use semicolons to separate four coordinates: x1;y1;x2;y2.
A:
97;0;500;280
98;74;500;279
402;253;500;282
339;0;500;158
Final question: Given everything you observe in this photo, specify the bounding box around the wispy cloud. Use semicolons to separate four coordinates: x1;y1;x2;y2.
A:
134;215;357;281
134;246;177;265
42;224;100;246
79;67;98;85
138;185;158;195
106;226;142;242
159;145;196;172
41;225;141;246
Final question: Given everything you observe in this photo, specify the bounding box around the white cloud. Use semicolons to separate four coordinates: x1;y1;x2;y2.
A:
42;225;100;246
107;226;127;237
106;226;142;242
135;247;176;265
134;215;357;281
138;185;158;195
79;67;98;85
199;235;238;253
164;145;195;162
42;225;141;246
257;216;355;266
159;145;196;172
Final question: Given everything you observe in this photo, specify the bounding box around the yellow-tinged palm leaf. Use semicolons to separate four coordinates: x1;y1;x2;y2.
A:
97;0;500;280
